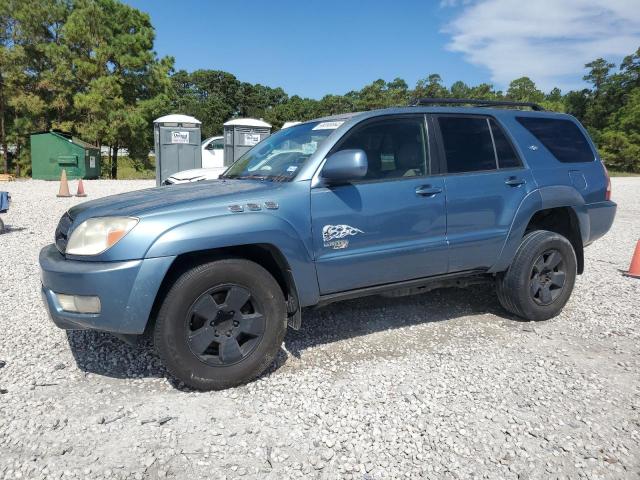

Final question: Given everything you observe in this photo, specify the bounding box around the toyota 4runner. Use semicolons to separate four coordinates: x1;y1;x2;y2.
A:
39;99;617;390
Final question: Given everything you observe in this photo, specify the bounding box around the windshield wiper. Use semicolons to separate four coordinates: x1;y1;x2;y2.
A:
236;174;272;181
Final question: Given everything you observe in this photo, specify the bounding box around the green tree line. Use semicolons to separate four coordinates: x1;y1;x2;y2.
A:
1;0;639;177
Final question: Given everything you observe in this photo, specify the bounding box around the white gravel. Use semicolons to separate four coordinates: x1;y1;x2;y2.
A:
0;178;638;480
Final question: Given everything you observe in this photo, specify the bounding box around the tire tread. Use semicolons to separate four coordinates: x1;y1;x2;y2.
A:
496;230;576;321
154;258;286;390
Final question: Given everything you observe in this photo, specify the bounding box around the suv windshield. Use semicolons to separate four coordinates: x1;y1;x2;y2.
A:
222;121;340;182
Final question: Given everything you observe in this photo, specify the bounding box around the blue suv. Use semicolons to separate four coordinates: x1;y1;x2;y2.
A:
39;99;616;390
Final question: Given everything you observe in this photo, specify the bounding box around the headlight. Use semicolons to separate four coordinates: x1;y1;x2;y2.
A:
66;217;138;255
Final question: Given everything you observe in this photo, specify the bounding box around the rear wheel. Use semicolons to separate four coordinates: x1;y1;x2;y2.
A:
154;259;287;390
496;230;577;321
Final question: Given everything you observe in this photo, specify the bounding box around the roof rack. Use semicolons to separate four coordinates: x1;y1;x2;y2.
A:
410;98;545;111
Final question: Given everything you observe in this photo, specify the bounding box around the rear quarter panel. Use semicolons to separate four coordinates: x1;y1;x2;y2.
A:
489;112;613;272
503;112;608;204
499;113;613;242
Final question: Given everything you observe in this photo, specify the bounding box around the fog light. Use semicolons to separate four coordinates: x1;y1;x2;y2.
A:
56;294;76;312
55;293;101;314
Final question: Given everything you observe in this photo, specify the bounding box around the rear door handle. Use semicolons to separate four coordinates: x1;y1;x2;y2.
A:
505;177;525;187
415;185;443;197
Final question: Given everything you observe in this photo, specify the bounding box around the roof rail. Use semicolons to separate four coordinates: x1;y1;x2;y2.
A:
410;98;545;111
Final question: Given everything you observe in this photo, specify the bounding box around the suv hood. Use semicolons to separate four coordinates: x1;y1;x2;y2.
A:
68;180;284;222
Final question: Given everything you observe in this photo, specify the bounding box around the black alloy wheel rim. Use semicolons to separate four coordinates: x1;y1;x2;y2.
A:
185;285;265;366
529;249;566;306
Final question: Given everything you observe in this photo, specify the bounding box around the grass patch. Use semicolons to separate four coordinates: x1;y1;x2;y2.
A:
101;156;155;180
99;157;639;180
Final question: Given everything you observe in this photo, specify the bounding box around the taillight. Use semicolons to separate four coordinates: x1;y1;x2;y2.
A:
603;163;612;201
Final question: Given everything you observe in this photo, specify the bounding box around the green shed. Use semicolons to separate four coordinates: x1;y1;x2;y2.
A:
30;131;101;180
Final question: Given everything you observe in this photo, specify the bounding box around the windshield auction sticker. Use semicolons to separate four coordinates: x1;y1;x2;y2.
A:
312;121;344;130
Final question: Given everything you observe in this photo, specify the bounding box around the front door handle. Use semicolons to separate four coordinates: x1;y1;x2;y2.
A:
415;185;443;197
505;177;525;187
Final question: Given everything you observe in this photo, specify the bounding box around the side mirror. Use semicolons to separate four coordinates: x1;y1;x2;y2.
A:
321;149;368;184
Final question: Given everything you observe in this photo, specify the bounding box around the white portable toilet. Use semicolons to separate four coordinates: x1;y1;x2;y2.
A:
153;114;202;186
223;118;271;166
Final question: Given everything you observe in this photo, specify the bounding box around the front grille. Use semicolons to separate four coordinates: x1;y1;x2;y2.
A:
55;212;73;254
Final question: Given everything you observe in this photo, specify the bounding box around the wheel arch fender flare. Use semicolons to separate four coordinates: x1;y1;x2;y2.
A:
145;213;320;307
538;186;589;243
490;186;587;273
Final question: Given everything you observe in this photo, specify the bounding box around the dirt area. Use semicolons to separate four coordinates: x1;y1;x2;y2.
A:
0;178;638;479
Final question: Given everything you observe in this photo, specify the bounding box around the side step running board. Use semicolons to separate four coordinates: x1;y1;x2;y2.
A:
316;270;489;307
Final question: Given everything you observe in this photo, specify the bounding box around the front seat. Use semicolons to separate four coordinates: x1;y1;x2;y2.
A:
392;142;422;177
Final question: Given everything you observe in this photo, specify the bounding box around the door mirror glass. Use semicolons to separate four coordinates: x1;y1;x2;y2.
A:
321;149;368;184
205;142;215;150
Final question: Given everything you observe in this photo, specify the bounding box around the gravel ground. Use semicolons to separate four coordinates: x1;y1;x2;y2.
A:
0;178;638;480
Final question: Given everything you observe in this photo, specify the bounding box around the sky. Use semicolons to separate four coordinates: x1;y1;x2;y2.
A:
124;0;640;99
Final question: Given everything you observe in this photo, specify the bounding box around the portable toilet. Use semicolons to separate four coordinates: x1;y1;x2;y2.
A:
30;131;101;180
223;118;271;166
154;114;202;186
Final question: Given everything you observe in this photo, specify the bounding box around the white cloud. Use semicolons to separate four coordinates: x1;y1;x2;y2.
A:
444;0;640;91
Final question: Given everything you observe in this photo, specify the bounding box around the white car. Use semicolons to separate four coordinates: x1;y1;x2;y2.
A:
162;167;227;185
162;136;226;185
202;135;224;168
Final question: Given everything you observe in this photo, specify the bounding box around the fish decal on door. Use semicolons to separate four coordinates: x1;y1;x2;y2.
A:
322;224;364;249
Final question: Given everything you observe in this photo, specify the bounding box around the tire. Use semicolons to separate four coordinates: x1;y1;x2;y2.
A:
154;259;287;390
496;230;577;321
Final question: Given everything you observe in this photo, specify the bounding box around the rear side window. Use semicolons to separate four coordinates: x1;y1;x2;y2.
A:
437;117;496;173
489;119;521;169
516;117;594;163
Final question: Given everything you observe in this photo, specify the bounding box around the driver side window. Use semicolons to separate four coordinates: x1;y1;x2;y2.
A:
335;117;428;181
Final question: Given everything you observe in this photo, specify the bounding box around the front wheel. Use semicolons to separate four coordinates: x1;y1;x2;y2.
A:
154;259;287;390
496;230;577;321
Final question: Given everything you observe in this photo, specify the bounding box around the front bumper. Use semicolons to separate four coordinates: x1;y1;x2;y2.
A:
39;244;175;334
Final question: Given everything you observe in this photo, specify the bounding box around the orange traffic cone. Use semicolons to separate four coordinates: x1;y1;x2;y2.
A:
624;240;640;279
75;178;87;197
57;169;71;198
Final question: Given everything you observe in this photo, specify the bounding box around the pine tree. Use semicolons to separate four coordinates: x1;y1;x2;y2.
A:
69;0;172;178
